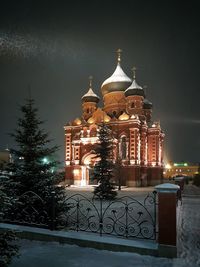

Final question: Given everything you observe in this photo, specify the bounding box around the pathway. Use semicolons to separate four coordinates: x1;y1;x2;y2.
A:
177;184;200;266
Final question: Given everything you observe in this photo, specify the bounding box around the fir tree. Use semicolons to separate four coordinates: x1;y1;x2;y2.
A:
93;124;117;200
2;98;65;220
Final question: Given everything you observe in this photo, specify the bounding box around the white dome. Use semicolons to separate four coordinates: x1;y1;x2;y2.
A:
101;63;132;96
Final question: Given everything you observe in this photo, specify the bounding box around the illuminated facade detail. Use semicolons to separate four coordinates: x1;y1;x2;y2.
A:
64;51;165;186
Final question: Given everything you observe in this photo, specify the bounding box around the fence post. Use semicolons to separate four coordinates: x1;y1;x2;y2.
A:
50;191;56;231
99;196;103;236
155;183;180;258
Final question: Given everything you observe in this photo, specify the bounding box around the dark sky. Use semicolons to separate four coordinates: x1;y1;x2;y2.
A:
0;0;200;164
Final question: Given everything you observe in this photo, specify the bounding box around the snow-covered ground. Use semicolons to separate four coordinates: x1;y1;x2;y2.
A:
9;185;200;267
177;197;200;265
9;238;197;267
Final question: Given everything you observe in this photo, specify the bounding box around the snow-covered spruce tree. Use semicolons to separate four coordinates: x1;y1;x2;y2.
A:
3;98;65;218
0;191;19;267
93;124;117;200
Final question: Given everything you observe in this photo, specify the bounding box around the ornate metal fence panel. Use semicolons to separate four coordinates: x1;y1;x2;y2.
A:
2;191;50;228
58;191;157;240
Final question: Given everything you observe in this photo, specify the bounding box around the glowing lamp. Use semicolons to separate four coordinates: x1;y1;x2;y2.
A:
88;117;94;124
84;159;90;165
165;163;171;169
42;157;48;164
73;169;79;175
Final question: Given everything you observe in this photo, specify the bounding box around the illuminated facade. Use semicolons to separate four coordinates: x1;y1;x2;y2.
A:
64;50;164;186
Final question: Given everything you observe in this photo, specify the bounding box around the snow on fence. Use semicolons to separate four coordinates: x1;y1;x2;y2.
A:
1;191;157;241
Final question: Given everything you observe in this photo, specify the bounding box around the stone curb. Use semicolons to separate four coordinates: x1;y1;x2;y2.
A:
0;223;159;257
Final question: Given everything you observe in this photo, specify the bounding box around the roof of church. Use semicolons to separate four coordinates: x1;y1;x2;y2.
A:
143;98;153;109
101;50;132;96
82;76;100;103
125;68;145;97
82;88;99;100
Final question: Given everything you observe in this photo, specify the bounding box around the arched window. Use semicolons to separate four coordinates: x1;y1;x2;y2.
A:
90;125;97;137
120;136;127;160
131;102;135;108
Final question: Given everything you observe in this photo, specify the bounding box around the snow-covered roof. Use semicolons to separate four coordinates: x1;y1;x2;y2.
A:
125;77;144;97
101;63;132;96
82;88;99;99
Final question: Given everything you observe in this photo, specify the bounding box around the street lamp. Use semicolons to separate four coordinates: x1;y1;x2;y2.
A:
42;157;49;164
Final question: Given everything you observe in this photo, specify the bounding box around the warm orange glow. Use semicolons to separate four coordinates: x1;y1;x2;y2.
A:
165;163;171;169
73;169;79;175
119;112;129;121
88;117;95;124
104;114;111;122
74;118;82;125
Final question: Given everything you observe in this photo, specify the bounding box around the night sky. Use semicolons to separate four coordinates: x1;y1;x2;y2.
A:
0;0;200;164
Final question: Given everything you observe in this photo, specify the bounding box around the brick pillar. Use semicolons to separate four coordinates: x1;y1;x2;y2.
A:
155;183;180;258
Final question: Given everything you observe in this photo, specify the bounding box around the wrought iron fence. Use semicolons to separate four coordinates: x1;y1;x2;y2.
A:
2;191;50;228
58;191;157;240
1;190;157;240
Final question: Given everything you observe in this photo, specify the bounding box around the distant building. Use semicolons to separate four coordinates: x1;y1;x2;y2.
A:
0;149;11;170
64;50;165;187
164;162;199;178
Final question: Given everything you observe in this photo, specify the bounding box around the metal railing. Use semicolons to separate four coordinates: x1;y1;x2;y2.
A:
57;192;157;240
1;191;157;240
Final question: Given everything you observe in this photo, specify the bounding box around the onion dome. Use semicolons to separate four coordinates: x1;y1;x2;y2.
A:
73;118;82;125
143;98;153;109
87;117;95;124
103;114;111;122
151;121;160;128
130;114;139;120
82;76;100;103
87;108;111;123
119;112;129;121
101;49;132;96
125;67;145;97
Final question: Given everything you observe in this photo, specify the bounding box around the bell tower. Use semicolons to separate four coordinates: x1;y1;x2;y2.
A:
82;76;100;121
125;67;145;117
101;49;132;117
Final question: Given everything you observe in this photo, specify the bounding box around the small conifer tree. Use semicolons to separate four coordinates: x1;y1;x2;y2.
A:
2;98;65;219
93;124;117;199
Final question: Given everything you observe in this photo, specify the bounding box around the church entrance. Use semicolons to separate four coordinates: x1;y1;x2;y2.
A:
82;152;98;186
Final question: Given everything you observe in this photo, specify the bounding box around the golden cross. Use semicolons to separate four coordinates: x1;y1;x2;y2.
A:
143;85;147;96
116;48;122;63
89;75;93;87
131;66;137;79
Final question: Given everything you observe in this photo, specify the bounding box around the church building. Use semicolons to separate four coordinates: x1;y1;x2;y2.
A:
64;50;164;187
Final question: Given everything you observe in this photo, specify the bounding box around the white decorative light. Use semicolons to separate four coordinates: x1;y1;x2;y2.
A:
42;157;48;164
73;169;79;175
165;163;171;169
81;166;87;186
84;159;90;165
81;136;98;145
65;161;70;166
